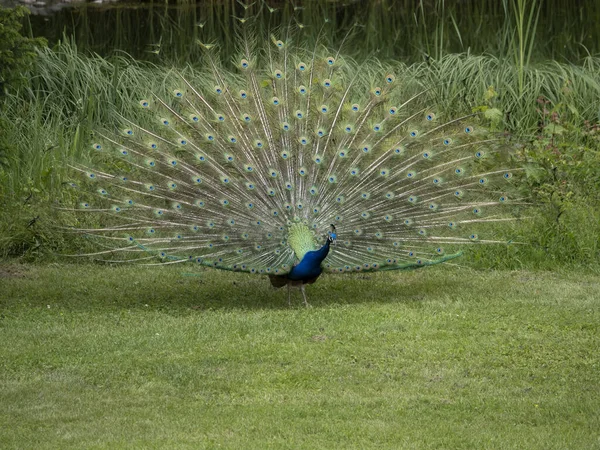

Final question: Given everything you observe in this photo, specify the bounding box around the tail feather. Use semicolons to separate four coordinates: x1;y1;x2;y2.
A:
61;24;527;275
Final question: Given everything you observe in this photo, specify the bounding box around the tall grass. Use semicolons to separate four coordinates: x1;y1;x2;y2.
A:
505;0;541;96
24;0;600;64
412;53;600;129
0;38;164;258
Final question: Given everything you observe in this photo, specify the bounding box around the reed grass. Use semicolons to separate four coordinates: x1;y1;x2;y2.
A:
24;0;600;64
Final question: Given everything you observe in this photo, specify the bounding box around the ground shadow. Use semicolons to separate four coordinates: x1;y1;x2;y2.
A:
0;263;469;313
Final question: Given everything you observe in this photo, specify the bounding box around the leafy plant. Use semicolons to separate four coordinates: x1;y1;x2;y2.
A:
0;6;47;96
0;6;47;172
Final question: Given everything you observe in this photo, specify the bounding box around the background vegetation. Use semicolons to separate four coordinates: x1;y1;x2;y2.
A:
22;0;600;63
0;0;599;269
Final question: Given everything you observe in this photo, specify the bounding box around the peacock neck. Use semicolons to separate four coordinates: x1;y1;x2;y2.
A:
286;238;331;282
307;239;331;264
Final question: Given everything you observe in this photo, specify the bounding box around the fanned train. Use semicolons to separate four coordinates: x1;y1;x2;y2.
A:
62;28;525;304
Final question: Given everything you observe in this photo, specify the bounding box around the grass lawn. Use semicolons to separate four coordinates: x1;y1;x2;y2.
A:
0;264;599;449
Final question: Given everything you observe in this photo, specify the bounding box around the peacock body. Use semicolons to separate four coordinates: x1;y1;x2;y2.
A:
64;26;524;305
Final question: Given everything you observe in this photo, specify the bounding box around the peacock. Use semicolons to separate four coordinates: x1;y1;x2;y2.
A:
62;20;526;306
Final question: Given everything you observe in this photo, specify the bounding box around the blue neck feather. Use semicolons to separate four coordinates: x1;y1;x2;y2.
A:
287;240;331;282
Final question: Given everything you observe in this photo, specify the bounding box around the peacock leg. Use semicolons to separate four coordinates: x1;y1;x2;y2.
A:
287;283;291;306
301;284;310;308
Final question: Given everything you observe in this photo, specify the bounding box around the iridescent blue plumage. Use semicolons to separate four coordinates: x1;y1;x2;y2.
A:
269;229;337;306
287;241;331;282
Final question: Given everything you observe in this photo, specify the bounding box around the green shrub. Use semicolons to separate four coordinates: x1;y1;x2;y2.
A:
0;6;47;96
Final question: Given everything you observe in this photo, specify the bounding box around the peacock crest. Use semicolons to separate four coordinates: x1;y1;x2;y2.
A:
62;18;526;303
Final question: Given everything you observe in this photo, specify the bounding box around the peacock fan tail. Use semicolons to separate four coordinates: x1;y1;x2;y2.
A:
61;28;526;300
